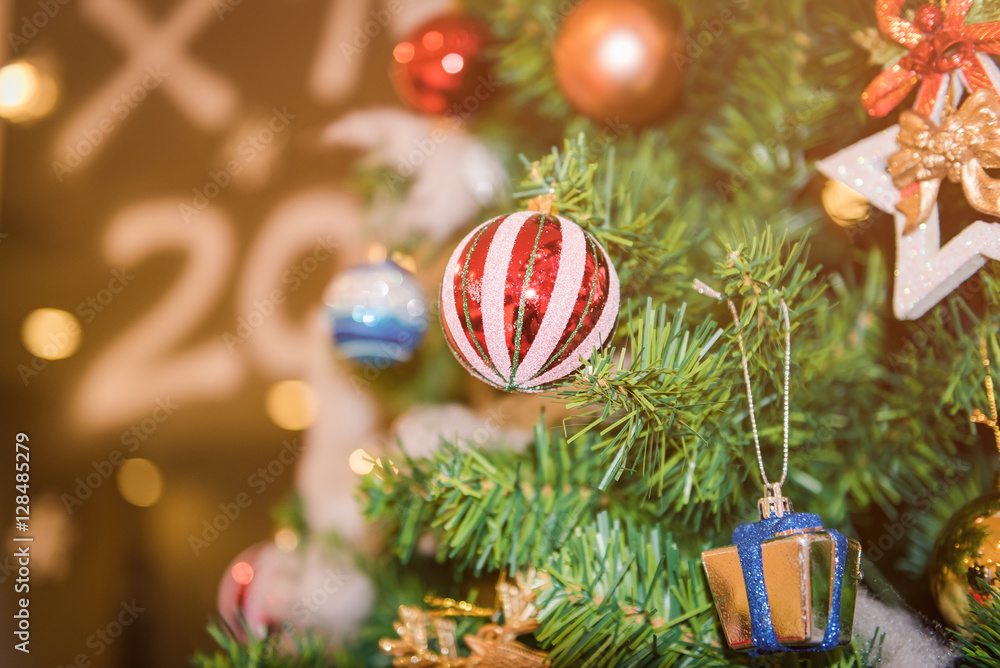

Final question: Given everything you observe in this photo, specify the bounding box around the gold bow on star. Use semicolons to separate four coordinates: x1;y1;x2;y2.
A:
888;88;1000;235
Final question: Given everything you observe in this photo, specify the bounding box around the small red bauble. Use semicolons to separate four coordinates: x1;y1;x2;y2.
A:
217;542;276;640
440;211;620;392
391;14;493;116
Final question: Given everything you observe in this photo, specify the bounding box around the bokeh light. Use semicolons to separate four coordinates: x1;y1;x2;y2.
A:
0;62;36;108
274;527;299;552
390;251;417;273
21;308;81;360
441;53;464;74
0;60;57;122
366;243;387;264
596;29;647;80
422;30;444;50
349;448;375;475
265;380;318;431
117;458;164;507
231;561;254;586
393;42;415;64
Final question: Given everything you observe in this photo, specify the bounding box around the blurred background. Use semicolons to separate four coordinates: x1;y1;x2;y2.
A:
0;0;508;665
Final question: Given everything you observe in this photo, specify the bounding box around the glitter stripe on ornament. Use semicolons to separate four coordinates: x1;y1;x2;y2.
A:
440;224;505;386
535;235;602;378
509;220;562;371
526;239;619;389
461;222;504;380
509;216;548;379
481;212;533;380
513;219;586;384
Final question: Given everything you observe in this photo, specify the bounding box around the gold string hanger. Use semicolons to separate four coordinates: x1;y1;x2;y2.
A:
726;297;791;489
694;279;792;518
972;333;1000;456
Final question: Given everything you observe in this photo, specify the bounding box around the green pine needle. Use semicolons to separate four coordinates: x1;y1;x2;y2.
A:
956;593;1000;667
190;619;328;668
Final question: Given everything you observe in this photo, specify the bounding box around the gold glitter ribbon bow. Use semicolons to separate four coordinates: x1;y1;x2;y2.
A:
888;88;1000;235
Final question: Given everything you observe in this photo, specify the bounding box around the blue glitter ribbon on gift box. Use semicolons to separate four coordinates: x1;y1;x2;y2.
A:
732;512;849;655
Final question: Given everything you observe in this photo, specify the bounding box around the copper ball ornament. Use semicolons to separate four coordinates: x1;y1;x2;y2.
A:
930;489;1000;628
391;14;493;116
553;0;685;126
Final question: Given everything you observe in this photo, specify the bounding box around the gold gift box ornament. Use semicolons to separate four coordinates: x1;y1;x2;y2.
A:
701;484;862;655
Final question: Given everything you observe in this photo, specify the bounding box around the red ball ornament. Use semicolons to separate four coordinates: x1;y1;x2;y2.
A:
440;211;619;392
392;14;493;116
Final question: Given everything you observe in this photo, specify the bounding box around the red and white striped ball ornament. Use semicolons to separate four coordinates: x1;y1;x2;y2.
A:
440;211;619;392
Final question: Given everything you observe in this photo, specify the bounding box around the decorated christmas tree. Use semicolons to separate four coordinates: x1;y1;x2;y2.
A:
194;0;1000;665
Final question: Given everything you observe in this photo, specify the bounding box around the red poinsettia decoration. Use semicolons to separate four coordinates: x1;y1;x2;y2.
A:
861;0;1000;118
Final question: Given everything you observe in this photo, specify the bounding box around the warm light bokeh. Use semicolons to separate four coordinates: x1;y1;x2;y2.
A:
117;458;164;507
21;308;81;360
265;380;318;430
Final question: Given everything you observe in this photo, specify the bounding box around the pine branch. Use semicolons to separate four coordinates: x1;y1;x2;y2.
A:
533;513;723;667
956;593;1000;667
484;0;875;225
271;493;309;540
532;513;885;667
896;453;994;580
554;227;831;509
358;424;893;664
190;619;328;668
557;298;728;495
359;422;662;574
515;135;698;314
357;0;1000;660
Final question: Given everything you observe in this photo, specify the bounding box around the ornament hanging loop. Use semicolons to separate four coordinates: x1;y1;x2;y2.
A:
758;481;793;520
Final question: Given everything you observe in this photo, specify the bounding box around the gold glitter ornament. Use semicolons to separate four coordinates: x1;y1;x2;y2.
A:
931;335;1000;628
821;180;871;228
929;488;1000;628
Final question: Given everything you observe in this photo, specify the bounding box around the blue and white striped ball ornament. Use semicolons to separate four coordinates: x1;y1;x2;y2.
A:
324;260;428;366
